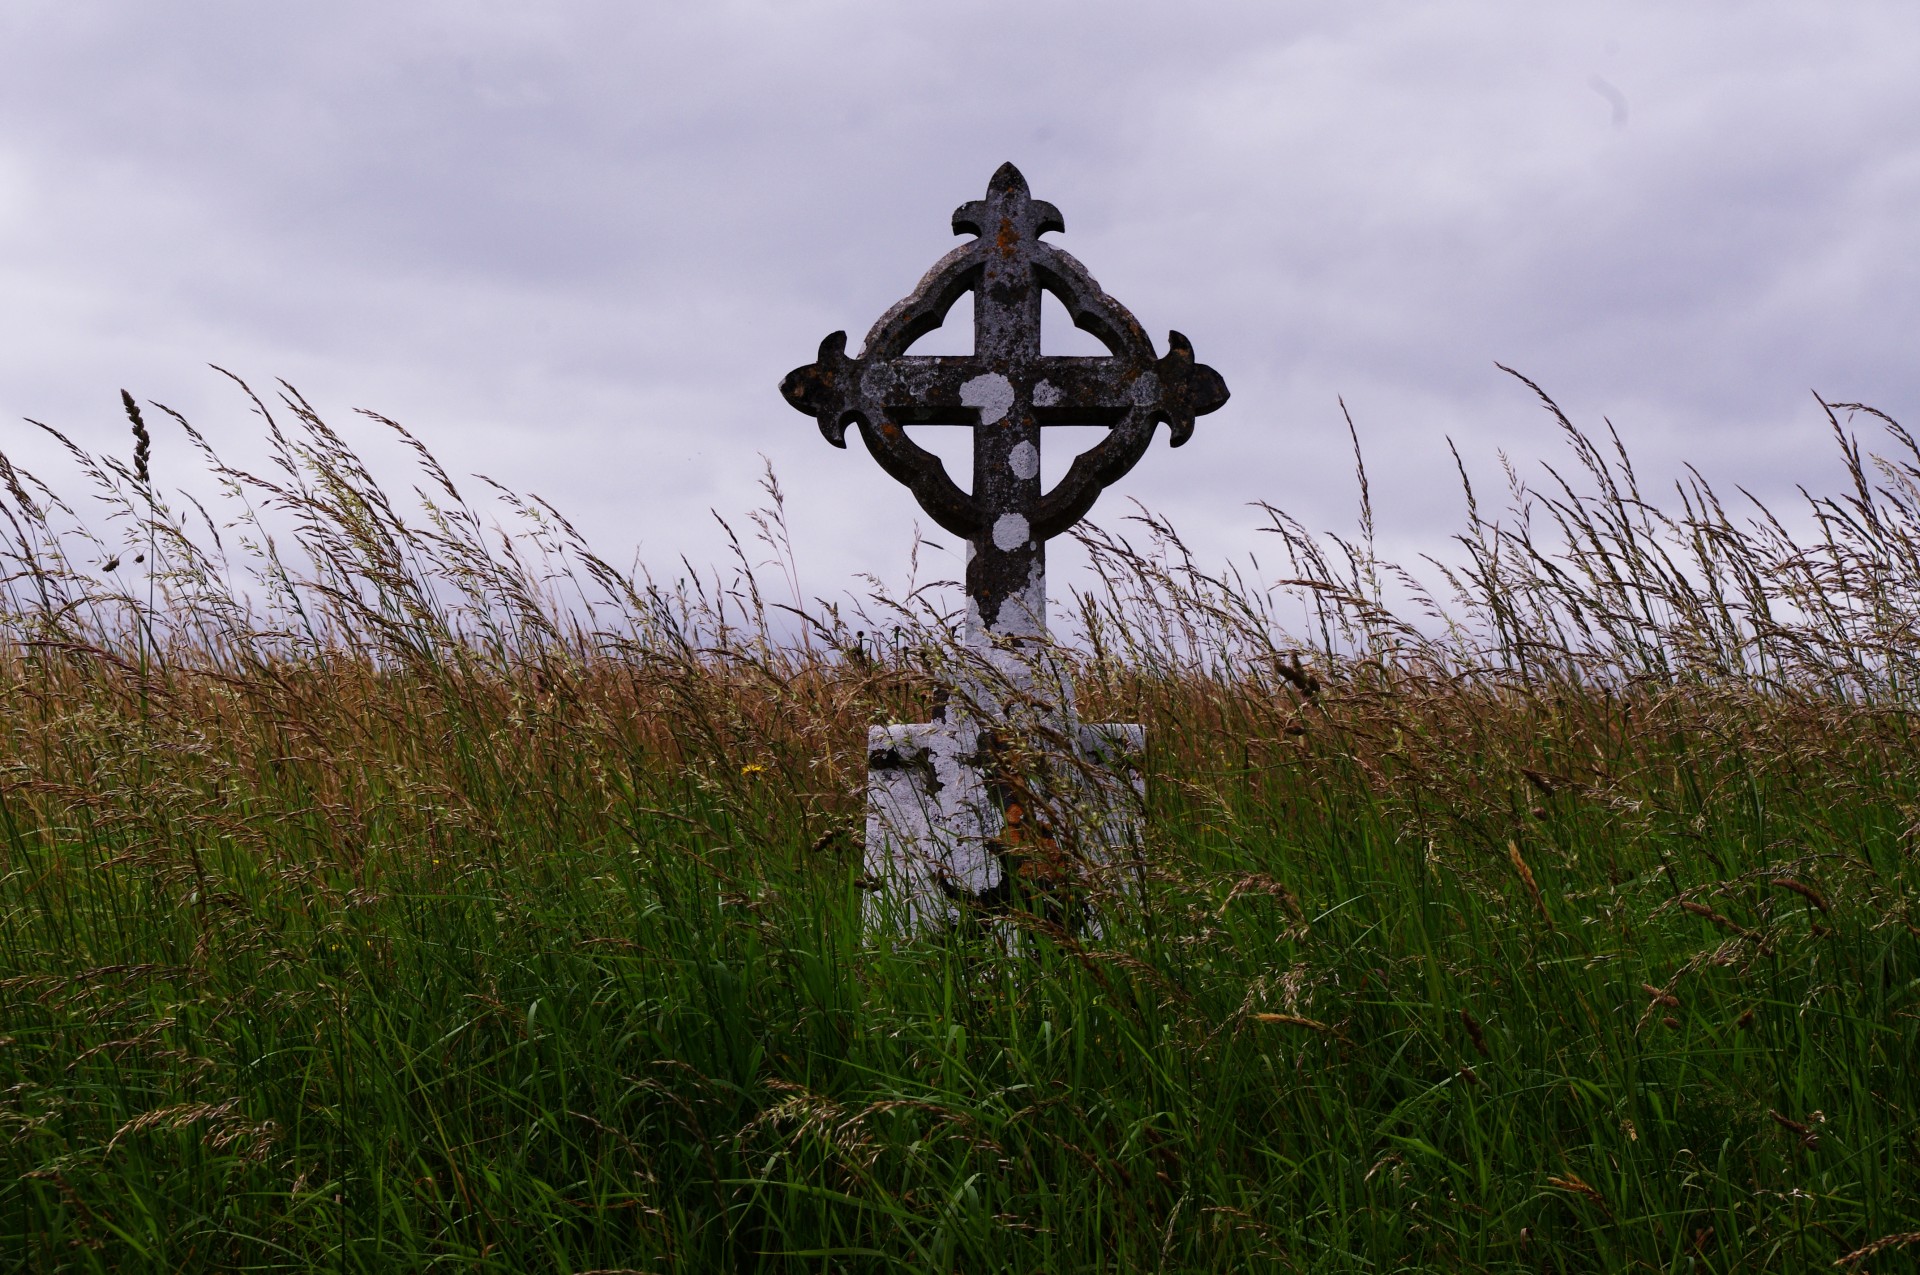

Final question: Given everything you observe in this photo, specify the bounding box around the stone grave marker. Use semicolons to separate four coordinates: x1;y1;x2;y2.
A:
780;163;1228;930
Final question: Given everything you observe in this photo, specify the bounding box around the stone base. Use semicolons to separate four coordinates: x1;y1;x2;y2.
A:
863;719;1144;932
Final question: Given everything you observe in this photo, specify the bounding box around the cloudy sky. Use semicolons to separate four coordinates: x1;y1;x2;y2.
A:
1;1;1916;616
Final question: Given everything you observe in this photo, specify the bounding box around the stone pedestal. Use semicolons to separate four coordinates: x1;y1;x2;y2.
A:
864;710;1143;932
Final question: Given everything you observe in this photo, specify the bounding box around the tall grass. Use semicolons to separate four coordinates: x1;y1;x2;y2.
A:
0;372;1915;1271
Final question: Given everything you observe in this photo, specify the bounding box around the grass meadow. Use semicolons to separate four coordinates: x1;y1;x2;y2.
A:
0;373;1916;1271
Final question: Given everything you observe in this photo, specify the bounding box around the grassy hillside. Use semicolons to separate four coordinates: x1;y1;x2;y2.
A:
0;378;1916;1271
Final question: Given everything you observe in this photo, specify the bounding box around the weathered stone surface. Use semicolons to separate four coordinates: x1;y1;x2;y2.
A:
864;717;1144;932
780;163;1226;930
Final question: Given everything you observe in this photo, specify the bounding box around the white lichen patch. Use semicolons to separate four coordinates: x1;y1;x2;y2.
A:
960;372;1015;424
1033;379;1062;408
1005;559;1046;638
992;512;1031;552
1008;440;1039;480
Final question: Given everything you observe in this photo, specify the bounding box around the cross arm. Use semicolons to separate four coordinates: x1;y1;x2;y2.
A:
1029;332;1228;539
780;337;989;434
779;332;983;538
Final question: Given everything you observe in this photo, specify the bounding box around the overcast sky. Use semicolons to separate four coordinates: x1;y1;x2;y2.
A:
2;1;1916;617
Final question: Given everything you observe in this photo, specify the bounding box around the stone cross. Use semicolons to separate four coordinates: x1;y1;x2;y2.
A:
780;163;1228;930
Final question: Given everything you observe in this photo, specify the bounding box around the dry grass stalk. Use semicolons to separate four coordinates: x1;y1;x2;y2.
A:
1835;1231;1920;1268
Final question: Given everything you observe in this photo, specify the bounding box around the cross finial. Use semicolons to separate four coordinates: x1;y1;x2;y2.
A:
952;162;1064;242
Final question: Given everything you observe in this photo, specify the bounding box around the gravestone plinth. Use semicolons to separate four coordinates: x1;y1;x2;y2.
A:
781;164;1227;930
865;707;1144;932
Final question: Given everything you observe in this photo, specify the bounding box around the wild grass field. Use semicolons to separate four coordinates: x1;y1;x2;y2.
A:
0;374;1916;1272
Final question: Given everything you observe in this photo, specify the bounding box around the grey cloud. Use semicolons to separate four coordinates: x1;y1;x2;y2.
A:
0;1;1916;616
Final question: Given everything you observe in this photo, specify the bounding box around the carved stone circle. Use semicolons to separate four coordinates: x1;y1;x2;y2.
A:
781;163;1228;636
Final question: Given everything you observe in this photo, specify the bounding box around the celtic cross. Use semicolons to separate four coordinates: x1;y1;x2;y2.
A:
780;163;1228;647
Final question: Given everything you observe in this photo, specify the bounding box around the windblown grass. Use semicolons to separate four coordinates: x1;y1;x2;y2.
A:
0;373;1915;1271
